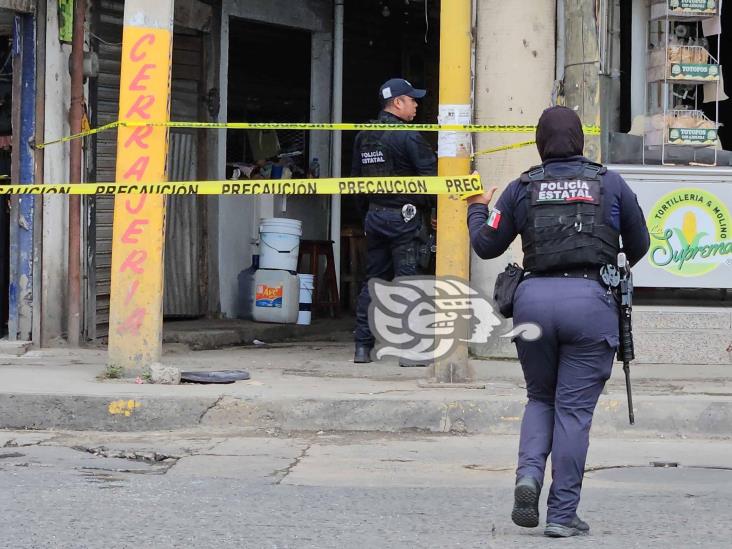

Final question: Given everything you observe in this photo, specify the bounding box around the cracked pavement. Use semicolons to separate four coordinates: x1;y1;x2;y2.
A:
1;429;732;547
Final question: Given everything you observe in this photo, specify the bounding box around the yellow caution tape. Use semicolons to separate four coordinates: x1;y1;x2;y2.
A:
472;140;537;158
0;175;483;196
36;121;122;149
36;120;602;149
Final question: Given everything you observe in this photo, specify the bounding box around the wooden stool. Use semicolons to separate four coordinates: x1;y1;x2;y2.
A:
340;227;367;312
298;239;339;317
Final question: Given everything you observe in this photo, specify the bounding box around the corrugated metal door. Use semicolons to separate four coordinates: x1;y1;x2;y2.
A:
87;0;123;340
164;30;206;318
87;2;207;338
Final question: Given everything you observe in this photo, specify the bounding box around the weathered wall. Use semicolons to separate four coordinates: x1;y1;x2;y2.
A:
0;0;34;13
41;0;71;344
471;0;556;357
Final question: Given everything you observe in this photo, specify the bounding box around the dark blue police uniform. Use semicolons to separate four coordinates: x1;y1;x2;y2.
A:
467;107;650;537
351;80;437;364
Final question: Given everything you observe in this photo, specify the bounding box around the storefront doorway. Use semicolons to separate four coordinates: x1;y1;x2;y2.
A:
339;0;441;313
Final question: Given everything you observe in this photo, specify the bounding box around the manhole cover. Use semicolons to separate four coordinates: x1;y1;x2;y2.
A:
180;370;251;384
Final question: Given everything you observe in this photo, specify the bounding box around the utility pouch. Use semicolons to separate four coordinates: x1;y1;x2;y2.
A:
493;263;524;318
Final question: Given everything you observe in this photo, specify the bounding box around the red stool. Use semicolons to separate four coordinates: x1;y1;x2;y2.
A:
298;240;340;317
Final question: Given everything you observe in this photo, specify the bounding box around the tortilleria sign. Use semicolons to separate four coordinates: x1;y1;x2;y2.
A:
648;188;731;277
612;170;732;289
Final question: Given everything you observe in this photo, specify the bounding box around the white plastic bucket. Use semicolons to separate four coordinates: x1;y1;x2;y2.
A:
259;218;303;271
297;274;315;325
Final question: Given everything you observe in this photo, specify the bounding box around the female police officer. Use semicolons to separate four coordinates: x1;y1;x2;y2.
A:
467;106;650;538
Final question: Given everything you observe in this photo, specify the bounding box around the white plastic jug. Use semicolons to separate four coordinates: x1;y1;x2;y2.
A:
252;269;300;324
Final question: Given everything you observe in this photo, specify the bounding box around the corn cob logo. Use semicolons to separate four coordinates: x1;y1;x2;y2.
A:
648;188;731;276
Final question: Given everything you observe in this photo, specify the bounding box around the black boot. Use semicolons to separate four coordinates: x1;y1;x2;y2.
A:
511;476;540;528
354;345;373;364
544;515;590;537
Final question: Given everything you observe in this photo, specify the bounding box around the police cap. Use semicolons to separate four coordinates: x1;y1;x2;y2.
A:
379;78;427;101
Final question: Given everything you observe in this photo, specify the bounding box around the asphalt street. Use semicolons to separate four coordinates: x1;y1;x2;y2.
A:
1;430;731;548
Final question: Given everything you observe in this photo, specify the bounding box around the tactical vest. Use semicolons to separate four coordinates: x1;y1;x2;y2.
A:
357;130;394;177
520;162;620;272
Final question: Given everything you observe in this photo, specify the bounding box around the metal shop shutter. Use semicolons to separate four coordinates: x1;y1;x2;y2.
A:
88;2;208;339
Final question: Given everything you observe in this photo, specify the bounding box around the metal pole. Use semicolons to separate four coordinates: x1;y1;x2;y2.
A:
430;0;477;385
107;0;175;375
68;0;85;346
330;0;344;291
32;0;47;347
556;0;566;84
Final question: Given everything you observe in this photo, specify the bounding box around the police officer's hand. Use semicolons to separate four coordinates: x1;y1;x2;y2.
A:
466;186;498;207
431;214;437;230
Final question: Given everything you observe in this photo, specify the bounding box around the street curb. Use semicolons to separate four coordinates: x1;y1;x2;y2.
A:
0;394;217;432
199;396;732;437
2;392;731;436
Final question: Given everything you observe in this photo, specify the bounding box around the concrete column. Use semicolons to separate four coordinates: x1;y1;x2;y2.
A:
107;0;175;373
630;0;648;121
42;0;72;345
470;0;556;359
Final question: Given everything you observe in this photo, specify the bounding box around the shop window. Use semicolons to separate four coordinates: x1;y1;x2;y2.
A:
612;0;731;166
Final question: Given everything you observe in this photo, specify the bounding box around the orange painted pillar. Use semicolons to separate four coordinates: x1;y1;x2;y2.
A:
107;2;174;374
432;0;475;384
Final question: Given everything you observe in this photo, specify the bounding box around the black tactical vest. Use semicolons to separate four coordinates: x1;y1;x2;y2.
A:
357;130;394;177
521;162;620;272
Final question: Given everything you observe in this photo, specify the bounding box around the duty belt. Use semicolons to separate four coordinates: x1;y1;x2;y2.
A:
369;202;419;222
368;203;418;213
525;267;603;282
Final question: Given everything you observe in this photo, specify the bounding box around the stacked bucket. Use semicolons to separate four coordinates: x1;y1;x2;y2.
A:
239;218;313;325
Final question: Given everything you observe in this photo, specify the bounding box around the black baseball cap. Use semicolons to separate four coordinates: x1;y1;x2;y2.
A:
379;78;427;101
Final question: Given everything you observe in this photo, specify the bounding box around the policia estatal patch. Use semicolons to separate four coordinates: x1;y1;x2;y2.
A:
531;178;601;205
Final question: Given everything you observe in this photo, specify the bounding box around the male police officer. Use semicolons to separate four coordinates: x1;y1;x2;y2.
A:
467;106;650;537
351;78;437;364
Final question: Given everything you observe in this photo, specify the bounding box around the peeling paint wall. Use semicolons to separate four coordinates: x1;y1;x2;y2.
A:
41;1;71;343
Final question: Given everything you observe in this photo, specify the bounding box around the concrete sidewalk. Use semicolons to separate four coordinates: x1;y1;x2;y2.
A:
1;341;730;436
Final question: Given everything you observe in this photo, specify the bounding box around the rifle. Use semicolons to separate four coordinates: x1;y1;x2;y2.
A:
616;252;635;425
